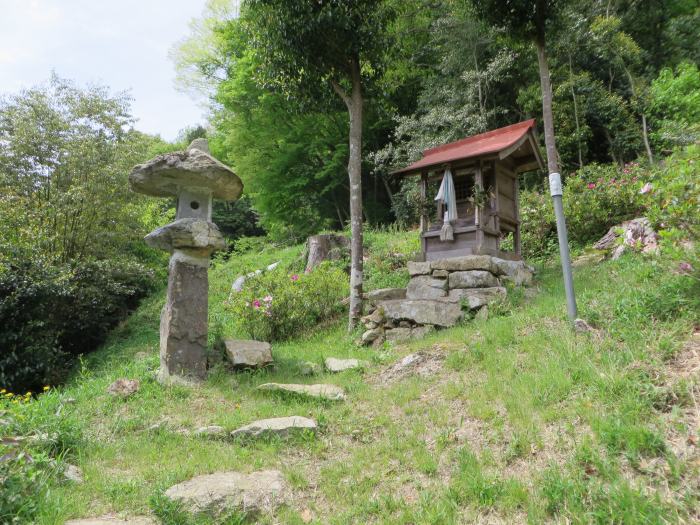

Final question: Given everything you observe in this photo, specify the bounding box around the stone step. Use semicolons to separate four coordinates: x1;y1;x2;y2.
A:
324;357;368;372
257;382;346;401
223;339;273;368
164;470;287;517
230;416;317;439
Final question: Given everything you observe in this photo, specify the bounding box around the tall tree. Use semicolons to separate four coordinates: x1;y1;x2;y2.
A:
469;0;565;176
244;0;393;329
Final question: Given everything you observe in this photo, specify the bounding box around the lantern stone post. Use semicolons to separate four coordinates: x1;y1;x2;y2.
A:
129;139;242;383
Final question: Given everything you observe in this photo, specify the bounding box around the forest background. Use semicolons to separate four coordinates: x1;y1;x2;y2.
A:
1;0;698;391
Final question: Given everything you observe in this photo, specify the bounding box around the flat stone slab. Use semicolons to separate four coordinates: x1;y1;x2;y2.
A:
324;357;368;372
447;287;507;309
231;417;317;439
431;255;494;272
366;288;406;302
407;261;432;276
164;470;286;516
491;257;534;286
406;276;447;300
65;517;155;525
257;383;345;401
380;299;462;327
448;270;500;289
224;340;273;368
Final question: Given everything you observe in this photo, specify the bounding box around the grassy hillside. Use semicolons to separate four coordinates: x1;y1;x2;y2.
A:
2;230;699;524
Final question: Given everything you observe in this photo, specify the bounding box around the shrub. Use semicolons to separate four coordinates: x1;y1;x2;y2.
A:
0;256;156;392
519;146;699;260
642;144;700;243
520;163;644;260
226;263;347;341
649;62;700;151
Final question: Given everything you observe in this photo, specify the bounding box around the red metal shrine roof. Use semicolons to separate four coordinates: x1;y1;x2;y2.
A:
393;119;543;175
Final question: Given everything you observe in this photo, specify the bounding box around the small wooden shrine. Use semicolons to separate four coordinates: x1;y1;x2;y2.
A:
393;119;543;261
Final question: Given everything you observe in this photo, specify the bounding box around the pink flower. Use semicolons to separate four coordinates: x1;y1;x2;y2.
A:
679;262;693;274
252;299;261;309
587;183;596;189
263;295;273;302
290;274;299;281
640;182;653;194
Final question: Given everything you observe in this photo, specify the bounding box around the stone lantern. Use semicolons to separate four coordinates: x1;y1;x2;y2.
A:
129;139;242;383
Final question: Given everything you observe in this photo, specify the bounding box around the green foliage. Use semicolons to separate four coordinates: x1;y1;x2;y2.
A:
519;146;699;259
244;0;392;99
642;144;700;242
0;76;166;391
0;451;56;524
0;388;82;524
210;45;352;238
0;75;162;264
0;256;156;392
649;62;700;150
226;263;347;341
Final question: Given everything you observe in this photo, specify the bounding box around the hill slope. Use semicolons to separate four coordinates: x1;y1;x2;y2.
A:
3;231;699;524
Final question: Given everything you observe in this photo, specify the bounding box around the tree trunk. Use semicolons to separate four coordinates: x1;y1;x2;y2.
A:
305;234;350;273
535;37;559;175
568;54;583;167
331;58;364;331
622;66;654;164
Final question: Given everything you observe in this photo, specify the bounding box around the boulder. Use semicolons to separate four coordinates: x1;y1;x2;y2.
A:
366;288;406;302
256;383;346;401
107;379;139;398
407;261;432;276
474;305;489;321
411;325;435;339
361;328;383;344
380;299;462;327
431;255;494;272
230;417;317;439
65;517;155;525
491;258;534;286
164;470;287;516
406;276;448;300
447;287;506;309
324;357;368;372
385;327;412;342
448;270;500;289
361;308;385;327
223;340;273;369
432;269;449;278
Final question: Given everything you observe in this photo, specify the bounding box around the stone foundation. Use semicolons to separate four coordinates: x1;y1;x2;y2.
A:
361;255;533;345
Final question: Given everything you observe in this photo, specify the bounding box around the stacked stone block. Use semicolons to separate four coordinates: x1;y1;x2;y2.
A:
360;255;533;345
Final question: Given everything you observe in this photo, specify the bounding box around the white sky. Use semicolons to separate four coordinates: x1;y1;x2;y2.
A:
0;0;208;141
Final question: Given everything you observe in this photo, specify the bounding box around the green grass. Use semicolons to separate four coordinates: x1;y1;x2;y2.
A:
2;229;699;524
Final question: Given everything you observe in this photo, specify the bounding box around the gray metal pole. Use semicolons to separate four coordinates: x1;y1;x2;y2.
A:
549;173;577;322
